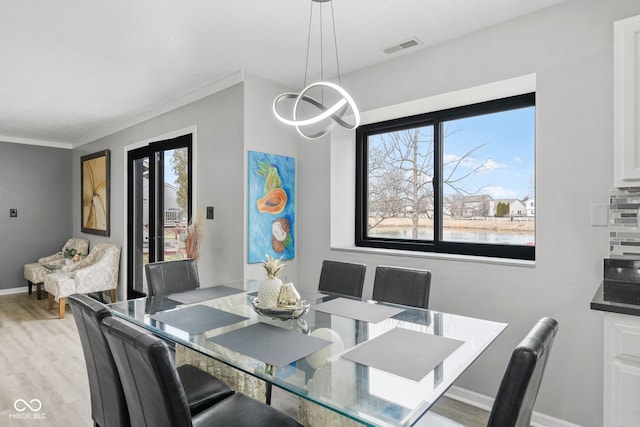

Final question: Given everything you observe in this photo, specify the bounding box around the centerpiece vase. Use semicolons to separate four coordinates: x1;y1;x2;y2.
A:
257;276;283;308
277;282;301;307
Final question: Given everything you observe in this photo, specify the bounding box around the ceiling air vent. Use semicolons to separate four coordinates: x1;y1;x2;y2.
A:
383;37;423;55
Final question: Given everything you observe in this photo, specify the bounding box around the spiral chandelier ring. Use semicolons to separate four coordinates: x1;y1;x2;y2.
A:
273;81;360;139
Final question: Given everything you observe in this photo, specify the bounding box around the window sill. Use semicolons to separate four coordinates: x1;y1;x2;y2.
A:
330;245;536;268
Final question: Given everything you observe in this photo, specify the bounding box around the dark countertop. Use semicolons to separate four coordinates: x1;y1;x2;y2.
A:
591;281;640;316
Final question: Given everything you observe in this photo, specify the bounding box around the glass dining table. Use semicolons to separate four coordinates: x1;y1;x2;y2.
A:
108;279;507;427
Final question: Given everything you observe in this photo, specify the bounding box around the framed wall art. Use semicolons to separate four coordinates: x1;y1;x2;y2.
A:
248;151;295;263
81;149;110;236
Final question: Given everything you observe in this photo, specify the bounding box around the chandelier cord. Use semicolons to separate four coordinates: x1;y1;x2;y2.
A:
303;1;313;88
320;5;324;83
330;0;341;86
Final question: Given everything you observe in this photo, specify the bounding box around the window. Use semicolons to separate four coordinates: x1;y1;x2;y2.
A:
356;93;535;260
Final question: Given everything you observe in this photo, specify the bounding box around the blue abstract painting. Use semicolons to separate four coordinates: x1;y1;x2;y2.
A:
248;151;295;263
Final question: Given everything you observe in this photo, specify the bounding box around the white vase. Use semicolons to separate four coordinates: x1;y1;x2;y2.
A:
257;277;283;308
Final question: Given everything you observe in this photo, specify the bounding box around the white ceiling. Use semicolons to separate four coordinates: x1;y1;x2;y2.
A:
0;0;567;147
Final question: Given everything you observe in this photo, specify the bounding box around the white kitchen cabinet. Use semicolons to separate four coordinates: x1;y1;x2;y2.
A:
604;312;640;426
614;15;640;188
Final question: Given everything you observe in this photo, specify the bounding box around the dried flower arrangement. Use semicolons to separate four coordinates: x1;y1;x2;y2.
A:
185;210;203;261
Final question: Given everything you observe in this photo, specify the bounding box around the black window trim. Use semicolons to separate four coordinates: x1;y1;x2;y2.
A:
355;92;535;261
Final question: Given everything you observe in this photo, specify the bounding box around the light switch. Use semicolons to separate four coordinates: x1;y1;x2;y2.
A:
206;206;214;220
9;208;17;218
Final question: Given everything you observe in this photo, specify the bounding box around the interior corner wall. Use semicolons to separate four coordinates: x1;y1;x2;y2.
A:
242;73;301;283
0;141;72;290
74;83;245;298
296;0;640;425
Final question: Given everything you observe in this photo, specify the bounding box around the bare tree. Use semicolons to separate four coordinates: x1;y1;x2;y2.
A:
171;148;189;220
367;125;489;237
368;127;433;238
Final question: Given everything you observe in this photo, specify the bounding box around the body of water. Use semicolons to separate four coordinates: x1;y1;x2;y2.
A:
370;228;535;245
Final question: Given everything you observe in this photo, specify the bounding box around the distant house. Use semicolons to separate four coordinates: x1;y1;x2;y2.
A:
524;196;535;217
492;199;526;217
445;195;494;218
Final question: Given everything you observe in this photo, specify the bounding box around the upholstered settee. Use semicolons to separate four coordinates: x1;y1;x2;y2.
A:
44;243;121;318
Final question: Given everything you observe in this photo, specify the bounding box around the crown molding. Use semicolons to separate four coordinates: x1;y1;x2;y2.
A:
0;135;73;149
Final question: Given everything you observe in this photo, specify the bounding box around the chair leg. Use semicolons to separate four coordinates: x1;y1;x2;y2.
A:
27;280;32;295
110;289;116;303
36;283;43;300
58;297;66;319
48;293;54;310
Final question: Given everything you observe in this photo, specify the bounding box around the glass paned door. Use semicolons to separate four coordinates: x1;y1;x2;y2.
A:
127;134;192;298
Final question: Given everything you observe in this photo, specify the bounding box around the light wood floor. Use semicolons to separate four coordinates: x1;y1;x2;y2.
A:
0;292;92;426
0;292;488;426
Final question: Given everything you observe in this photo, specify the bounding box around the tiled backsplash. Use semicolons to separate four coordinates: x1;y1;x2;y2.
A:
610;189;640;258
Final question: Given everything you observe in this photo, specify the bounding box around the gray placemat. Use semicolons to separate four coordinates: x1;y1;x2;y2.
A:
166;285;246;304
341;327;464;381
150;305;248;335
312;298;405;323
208;322;331;367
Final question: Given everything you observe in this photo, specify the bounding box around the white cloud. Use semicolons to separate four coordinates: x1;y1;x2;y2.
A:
512;156;523;163
478;158;506;172
444;154;505;171
443;153;475;168
483;186;518;199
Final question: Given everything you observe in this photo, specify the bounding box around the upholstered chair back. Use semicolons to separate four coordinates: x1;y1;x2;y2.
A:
72;243;121;294
318;260;366;298
68;294;129;427
37;237;90;264
144;259;199;297
372;266;431;309
487;317;559;427
62;237;90;257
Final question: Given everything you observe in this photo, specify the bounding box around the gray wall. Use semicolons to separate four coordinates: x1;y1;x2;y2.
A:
72;82;246;298
294;0;640;426
0;142;72;290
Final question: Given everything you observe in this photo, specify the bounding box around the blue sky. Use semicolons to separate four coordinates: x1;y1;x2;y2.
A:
443;106;535;200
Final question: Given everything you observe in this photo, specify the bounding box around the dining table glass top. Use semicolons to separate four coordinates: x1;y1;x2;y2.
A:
108;279;507;427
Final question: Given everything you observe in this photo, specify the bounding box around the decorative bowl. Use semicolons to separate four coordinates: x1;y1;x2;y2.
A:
251;298;310;320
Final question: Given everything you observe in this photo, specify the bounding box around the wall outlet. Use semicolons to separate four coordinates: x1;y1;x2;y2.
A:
206;206;214;219
9;208;17;217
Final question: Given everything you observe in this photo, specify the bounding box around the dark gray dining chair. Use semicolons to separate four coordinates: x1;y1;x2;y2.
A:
486;317;558;427
68;294;129;427
417;317;558;427
100;316;302;427
144;258;199;297
372;265;431;309
68;294;235;425
318;260;366;298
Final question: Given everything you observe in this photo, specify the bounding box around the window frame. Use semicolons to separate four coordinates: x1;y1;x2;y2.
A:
355;93;535;261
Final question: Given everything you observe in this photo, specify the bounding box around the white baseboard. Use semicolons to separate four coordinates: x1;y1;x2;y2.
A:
0;286;28;295
445;386;583;427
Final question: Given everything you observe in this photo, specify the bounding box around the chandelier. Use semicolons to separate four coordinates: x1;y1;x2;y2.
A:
273;0;360;139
